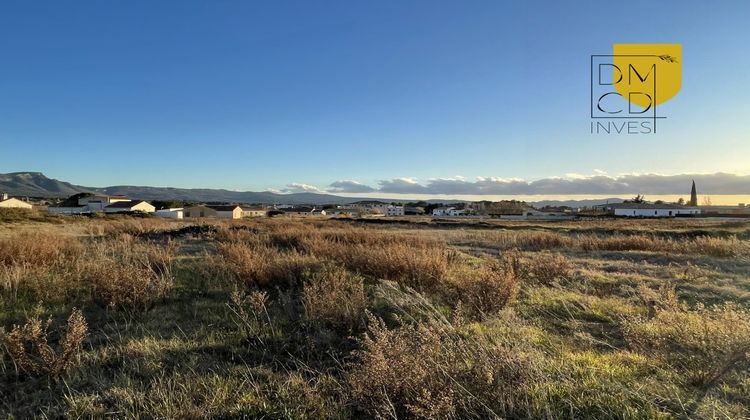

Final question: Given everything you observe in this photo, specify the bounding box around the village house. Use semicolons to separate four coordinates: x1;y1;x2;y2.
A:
0;193;33;209
500;209;576;220
183;205;243;219
606;203;701;218
384;205;405;216
282;206;326;216
104;200;156;214
432;207;468;217
78;195;130;211
241;206;267;218
154;208;184;219
47;205;88;215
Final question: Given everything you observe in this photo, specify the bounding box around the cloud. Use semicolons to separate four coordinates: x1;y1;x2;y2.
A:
317;173;750;195
282;182;325;193
328;180;377;193
378;177;430;194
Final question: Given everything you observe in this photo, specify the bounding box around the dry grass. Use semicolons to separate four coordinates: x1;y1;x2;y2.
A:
0;231;82;267
447;259;518;320
227;289;276;346
303;265;366;331
83;236;177;311
1;308;88;379
348;312;535;419
451;229;750;257
0;217;749;418
626;302;750;387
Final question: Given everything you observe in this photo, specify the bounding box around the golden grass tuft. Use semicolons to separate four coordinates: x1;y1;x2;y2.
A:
625;302;750;387
1;308;88;379
303;265;366;331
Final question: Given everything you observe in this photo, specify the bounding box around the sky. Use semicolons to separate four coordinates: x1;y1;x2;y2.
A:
1;0;749;200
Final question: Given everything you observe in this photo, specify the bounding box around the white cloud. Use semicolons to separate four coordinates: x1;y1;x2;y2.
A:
315;173;750;195
282;182;325;193
328;180;377;193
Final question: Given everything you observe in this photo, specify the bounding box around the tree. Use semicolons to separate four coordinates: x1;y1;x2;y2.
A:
702;196;713;206
676;198;685;205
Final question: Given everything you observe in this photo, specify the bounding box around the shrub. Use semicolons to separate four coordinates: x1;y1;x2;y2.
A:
320;242;452;292
0;232;82;267
84;237;176;311
348;314;534;419
449;259;517;320
215;242;323;289
496;250;570;286
227;289;276;345
625;303;750;387
523;252;572;285
303;265;366;331
1;308;88;379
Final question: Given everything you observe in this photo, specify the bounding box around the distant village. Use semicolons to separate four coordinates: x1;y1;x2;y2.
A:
1;181;748;220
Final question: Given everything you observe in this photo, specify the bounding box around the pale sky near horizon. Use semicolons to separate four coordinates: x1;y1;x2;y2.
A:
1;1;749;197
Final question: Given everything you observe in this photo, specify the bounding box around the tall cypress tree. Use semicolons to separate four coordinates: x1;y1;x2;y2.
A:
689;180;698;206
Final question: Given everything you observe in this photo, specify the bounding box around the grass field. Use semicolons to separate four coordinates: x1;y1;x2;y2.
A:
1;210;749;418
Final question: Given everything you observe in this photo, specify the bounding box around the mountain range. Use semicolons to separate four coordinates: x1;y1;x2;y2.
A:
0;172;624;207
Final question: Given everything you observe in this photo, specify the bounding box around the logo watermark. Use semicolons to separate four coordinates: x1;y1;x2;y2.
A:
590;44;681;134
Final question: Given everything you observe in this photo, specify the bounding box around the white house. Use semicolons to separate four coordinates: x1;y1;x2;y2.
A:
77;195;130;211
0;196;33;209
384;205;405;217
432;207;451;216
154;208;184;219
609;203;701;218
104;200;156;213
432;207;468;217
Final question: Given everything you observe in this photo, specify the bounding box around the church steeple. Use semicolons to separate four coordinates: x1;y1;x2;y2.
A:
689;180;698;206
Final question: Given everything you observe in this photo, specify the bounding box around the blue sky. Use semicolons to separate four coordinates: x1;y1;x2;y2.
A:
1;1;749;196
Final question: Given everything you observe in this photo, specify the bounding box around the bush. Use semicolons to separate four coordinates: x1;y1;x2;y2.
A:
1;308;88;379
625;303;750;387
303;265;366;331
215;242;323;289
321;242;452;292
84;237;176;311
523;252;572;285
348;314;535;419
449;259;517;320
227;290;276;346
0;232;82;267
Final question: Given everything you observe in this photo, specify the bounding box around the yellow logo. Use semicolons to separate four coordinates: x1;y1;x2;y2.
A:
612;43;681;108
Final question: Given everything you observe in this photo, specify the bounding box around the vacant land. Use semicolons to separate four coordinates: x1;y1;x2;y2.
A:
1;211;749;418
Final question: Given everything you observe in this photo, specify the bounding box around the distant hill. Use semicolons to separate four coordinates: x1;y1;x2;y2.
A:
529;198;625;208
1;172;628;206
91;185;357;205
0;172;91;197
0;172;368;205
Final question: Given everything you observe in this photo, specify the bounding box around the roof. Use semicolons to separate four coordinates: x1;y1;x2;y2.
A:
106;200;149;208
240;206;265;211
206;205;241;211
